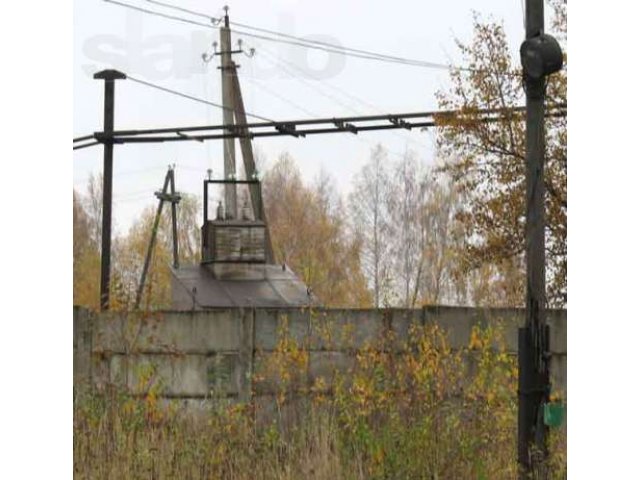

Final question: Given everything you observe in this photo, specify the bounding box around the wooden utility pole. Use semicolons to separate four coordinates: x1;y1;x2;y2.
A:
518;0;563;477
94;69;126;311
135;167;181;310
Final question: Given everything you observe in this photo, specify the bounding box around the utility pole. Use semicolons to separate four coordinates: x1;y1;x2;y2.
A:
518;0;563;477
94;69;126;311
209;6;275;262
220;6;237;219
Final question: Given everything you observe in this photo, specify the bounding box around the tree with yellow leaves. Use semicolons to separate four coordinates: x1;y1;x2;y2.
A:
262;153;371;307
436;3;566;307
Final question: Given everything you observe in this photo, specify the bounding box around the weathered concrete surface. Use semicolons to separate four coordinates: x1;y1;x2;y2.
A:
92;310;241;354
73;307;94;389
74;306;567;404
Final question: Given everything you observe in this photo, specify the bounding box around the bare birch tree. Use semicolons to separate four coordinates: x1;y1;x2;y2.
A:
349;145;393;307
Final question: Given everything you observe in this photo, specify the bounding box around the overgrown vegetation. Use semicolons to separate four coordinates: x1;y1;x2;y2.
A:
74;320;566;479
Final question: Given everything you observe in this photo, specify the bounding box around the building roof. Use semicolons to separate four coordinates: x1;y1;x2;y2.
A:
171;263;313;309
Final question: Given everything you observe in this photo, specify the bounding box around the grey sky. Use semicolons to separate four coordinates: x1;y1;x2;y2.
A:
74;0;528;233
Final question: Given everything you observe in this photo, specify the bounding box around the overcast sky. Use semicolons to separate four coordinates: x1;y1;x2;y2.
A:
74;0;530;233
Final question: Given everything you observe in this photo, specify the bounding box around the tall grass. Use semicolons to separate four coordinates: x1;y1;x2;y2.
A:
74;322;566;479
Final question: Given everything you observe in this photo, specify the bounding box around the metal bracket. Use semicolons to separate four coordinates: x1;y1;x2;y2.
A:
333;120;358;134
275;122;304;138
389;116;412;130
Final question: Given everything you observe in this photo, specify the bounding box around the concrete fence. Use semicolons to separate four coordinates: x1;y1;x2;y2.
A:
73;306;566;413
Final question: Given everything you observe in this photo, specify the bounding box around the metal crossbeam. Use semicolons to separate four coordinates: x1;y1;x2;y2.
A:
73;104;566;148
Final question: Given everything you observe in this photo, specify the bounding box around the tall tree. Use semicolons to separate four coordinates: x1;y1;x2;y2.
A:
349;145;393;307
73;190;101;309
263;153;371;307
415;170;465;306
73;176;201;311
383;153;464;308
386;150;422;307
435;5;566;306
112;193;201;310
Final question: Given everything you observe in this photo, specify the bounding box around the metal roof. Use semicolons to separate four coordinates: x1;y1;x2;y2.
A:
170;263;313;309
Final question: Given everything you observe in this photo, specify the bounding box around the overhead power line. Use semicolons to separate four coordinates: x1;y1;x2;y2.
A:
245;47;425;158
103;0;478;72
104;0;212;29
139;0;451;68
143;0;220;21
254;45;431;151
228;20;453;71
73;73;274;146
127;76;274;122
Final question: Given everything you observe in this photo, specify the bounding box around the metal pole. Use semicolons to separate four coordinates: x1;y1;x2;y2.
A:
519;0;549;477
94;69;126;311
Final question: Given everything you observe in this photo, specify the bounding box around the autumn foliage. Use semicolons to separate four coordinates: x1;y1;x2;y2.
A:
74;318;566;479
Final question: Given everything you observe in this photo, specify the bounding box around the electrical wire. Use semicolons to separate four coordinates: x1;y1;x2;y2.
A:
245;47;424;159
137;0;468;71
135;0;450;69
102;0;483;73
104;0;212;29
229;20;454;71
143;0;220;21
239;73;318;118
127;75;274;122
233;27;453;70
256;45;431;151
